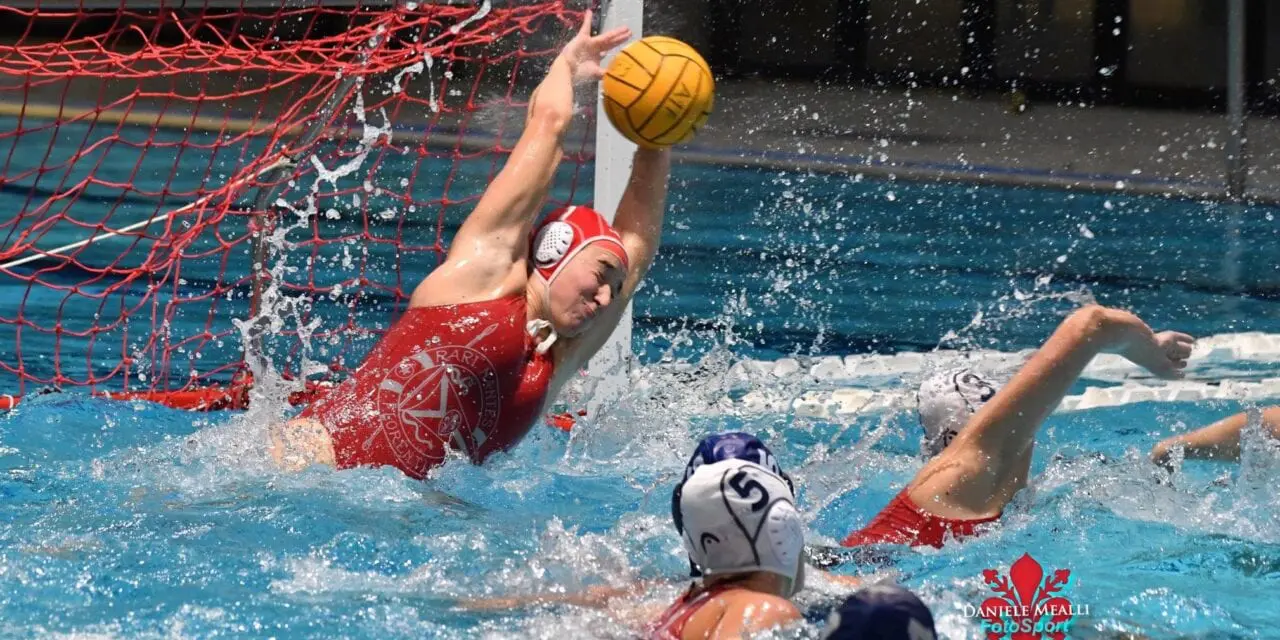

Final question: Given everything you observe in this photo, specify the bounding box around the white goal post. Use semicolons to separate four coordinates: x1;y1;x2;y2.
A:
587;0;644;413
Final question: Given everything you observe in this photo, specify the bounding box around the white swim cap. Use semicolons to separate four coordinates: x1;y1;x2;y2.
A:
676;460;804;587
916;368;1000;456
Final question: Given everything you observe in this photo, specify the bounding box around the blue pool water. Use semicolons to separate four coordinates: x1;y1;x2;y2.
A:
3;115;1280;638
3;383;1280;638
2;116;1279;391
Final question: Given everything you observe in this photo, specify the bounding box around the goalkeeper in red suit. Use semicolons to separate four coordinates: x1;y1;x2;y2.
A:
269;12;672;479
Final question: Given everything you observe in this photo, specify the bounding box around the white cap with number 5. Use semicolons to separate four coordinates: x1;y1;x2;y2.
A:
676;459;804;587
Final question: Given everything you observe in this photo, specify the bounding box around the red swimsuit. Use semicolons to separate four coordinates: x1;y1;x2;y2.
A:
298;294;554;480
645;585;737;640
841;489;1001;548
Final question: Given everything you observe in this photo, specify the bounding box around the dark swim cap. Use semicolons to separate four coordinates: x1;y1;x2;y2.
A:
672;432;795;534
823;585;936;640
671;432;796;577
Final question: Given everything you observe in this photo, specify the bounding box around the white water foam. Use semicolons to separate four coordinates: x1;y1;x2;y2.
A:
686;332;1280;420
736;331;1280;385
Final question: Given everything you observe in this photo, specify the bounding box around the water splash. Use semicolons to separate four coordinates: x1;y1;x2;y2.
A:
391;52;439;113
449;0;492;34
936;281;1097;354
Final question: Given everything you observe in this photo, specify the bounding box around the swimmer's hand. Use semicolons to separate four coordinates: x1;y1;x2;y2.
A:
1097;309;1193;380
1147;330;1196;378
1149;440;1175;471
558;10;632;85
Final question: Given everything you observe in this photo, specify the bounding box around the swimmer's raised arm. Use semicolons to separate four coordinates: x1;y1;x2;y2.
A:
558;146;671;369
1151;406;1280;465
909;306;1193;519
610;147;672;298
412;12;631;305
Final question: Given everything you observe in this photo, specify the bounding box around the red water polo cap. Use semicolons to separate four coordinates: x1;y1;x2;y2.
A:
530;206;630;285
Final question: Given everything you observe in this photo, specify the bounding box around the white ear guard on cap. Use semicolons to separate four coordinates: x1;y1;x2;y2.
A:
677;460;804;589
532;221;574;268
529;205;630;287
916;368;1000;456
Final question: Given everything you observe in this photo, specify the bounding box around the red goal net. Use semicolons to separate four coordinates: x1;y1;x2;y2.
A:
0;1;593;409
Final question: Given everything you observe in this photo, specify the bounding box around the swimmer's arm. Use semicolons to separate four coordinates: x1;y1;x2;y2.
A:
410;85;567;305
910;306;1192;517
610;146;673;301
801;552;892;590
908;306;1116;517
557;147;671;370
811;569;865;589
1151;406;1280;465
413;14;630;304
456;579;662;612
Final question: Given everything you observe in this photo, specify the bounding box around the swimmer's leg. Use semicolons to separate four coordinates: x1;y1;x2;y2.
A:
1151;405;1280;465
268;417;337;472
907;306;1192;520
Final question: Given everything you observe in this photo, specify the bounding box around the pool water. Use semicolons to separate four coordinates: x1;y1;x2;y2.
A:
2;115;1279;390
3;368;1279;638
3;114;1280;638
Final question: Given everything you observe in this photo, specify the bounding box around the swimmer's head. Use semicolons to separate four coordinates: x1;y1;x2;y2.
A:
674;459;805;597
530;206;630;337
672;432;798;582
822;584;936;640
916;368;1001;457
676;432;794;493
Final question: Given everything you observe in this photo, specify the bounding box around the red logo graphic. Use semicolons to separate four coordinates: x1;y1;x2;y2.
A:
374;343;500;471
964;553;1088;639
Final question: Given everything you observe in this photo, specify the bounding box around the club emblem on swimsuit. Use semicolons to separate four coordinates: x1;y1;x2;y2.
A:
373;324;501;471
962;553;1089;639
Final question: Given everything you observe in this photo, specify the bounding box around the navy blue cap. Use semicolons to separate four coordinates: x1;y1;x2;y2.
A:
822;585;936;640
672;432;794;535
671;432;795;577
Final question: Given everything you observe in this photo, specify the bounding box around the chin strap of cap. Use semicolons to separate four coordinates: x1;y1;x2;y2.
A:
526;319;558;354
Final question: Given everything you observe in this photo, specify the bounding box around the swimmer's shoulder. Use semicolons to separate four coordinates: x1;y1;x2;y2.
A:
684;589;800;639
